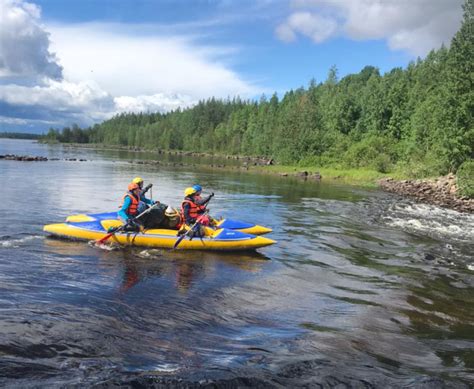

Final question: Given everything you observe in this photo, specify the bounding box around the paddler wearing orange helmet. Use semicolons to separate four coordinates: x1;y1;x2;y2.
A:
118;182;143;231
119;178;166;230
132;176;156;213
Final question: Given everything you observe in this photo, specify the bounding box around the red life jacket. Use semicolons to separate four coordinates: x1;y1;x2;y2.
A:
192;195;207;213
121;192;139;216
181;198;200;220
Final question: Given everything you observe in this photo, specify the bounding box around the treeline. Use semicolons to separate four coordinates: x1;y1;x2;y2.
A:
0;132;41;140
43;124;89;144
43;0;473;176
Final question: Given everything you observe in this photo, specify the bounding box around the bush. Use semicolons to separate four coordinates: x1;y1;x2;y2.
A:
373;154;392;173
396;149;449;179
457;160;474;198
344;135;394;172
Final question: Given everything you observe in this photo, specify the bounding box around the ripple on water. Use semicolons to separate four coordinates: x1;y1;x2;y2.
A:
0;235;43;248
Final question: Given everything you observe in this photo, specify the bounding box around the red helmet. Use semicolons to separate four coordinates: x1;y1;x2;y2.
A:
128;182;140;191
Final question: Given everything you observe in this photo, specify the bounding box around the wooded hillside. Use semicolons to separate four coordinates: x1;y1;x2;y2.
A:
43;0;473;177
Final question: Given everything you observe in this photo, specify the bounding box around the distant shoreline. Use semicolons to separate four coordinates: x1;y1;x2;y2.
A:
10;141;474;213
0;132;42;140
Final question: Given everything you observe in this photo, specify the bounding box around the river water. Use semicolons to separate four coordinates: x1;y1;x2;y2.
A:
1;139;473;387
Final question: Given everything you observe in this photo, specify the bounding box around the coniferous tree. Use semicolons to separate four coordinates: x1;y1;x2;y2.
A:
40;0;472;177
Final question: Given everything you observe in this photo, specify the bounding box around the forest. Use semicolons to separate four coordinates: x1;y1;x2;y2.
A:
0;132;41;140
42;0;473;178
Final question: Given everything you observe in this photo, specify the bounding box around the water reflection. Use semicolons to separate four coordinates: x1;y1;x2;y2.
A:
44;238;269;296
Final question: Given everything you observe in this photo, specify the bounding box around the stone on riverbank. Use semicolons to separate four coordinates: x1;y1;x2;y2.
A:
0;154;89;162
0;154;48;161
379;174;474;213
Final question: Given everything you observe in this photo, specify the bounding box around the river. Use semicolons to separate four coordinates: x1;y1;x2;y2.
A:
1;139;473;387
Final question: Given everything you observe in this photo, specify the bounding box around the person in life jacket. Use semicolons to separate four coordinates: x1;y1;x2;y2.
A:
118;182;143;231
132;177;170;229
192;184;214;208
132;176;156;213
192;184;219;226
119;182;166;231
181;187;214;227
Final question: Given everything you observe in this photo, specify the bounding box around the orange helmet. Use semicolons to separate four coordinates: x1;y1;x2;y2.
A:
128;182;140;191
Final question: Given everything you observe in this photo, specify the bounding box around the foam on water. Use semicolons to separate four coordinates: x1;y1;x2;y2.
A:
89;241;118;251
125;363;180;373
384;202;474;243
0;235;43;248
138;249;164;258
151;364;180;373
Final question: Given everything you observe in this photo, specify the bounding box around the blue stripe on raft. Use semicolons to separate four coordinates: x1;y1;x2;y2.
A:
85;213;259;232
219;219;254;230
68;220;107;232
65;222;254;242
214;229;253;241
87;212;119;220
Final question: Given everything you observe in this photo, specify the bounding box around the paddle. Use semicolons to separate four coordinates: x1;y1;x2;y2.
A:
173;210;209;250
141;183;153;195
96;202;160;244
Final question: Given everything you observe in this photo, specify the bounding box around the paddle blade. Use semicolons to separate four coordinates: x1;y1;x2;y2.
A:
95;226;122;244
96;232;114;244
172;234;186;250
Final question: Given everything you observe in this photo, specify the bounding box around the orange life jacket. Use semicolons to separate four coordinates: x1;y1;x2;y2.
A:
193;195;207;213
181;198;201;221
121;192;140;216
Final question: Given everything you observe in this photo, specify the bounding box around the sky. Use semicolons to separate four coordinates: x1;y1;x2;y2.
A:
0;0;465;133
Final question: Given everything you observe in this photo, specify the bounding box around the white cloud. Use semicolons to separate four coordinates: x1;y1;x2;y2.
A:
0;0;63;79
277;11;338;43
0;0;264;131
0;115;29;125
0;80;115;125
114;94;195;113
277;0;464;56
275;23;297;42
1;80;110;108
47;23;259;100
0;79;195;126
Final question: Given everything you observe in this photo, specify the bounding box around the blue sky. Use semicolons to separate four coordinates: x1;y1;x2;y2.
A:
0;0;464;133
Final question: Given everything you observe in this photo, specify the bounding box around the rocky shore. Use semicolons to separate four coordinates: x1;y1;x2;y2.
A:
4;150;472;213
379;174;473;213
0;154;87;162
59;143;275;166
0;154;48;161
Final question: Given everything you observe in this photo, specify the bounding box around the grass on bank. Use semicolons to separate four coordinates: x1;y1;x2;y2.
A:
253;165;411;187
41;142;460;189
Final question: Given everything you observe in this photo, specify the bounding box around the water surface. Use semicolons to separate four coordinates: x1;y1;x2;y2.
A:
1;139;473;387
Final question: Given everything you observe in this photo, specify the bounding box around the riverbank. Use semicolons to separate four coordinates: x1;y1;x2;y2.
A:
29;142;474;213
379;174;474;213
250;166;473;213
45;142;394;185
